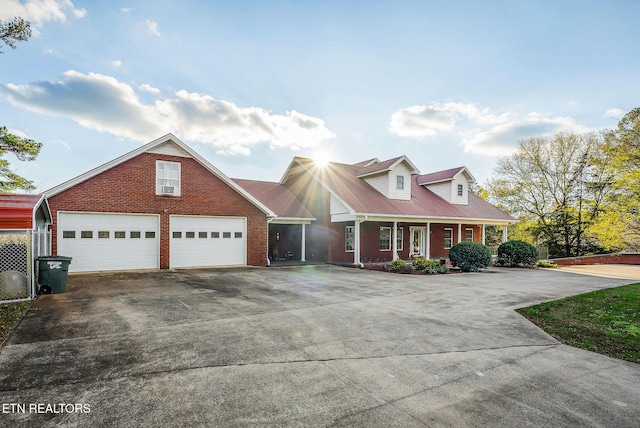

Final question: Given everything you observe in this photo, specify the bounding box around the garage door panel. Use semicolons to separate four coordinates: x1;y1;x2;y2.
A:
58;212;159;272
170;216;246;268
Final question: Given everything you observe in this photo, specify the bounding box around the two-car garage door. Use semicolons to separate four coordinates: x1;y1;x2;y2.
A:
58;212;160;272
58;212;247;272
169;215;246;268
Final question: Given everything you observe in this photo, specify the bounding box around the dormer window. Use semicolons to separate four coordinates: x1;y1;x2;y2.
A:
457;184;464;197
396;175;404;190
157;160;181;196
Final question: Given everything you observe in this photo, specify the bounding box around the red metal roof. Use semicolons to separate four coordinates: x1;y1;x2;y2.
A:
416;166;466;184
290;158;515;222
232;179;314;220
0;194;46;230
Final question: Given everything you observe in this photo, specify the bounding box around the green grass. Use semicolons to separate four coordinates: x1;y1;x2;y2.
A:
0;301;31;346
517;282;640;363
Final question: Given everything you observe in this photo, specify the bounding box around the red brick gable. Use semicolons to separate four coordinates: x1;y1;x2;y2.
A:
47;152;267;267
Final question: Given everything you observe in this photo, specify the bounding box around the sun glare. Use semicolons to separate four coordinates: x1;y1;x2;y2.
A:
312;150;332;168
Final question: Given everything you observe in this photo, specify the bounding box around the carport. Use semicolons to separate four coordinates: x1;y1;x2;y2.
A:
233;178;315;263
0;194;51;302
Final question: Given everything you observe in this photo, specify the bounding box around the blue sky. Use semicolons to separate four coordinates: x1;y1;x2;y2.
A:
1;0;639;192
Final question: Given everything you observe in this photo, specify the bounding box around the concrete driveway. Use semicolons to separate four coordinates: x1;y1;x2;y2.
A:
1;266;639;427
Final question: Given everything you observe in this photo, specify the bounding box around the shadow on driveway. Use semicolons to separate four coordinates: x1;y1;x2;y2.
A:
1;266;638;426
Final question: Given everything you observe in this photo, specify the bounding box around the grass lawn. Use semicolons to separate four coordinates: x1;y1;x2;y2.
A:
517;282;640;364
0;301;32;346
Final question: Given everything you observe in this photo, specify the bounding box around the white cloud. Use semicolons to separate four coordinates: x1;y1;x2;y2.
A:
144;19;161;37
110;60;123;67
390;102;590;157
389;102;511;139
462;113;589;156
1;70;335;155
139;83;161;95
604;108;625;119
0;0;86;29
120;7;133;13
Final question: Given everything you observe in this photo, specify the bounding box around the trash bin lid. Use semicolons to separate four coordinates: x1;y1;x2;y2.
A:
36;256;73;261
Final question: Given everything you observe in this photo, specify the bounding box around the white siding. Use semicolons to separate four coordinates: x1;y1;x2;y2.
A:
425;181;452;202
451;175;469;205
388;162;412;200
363;173;389;197
146;141;192;157
330;194;350;215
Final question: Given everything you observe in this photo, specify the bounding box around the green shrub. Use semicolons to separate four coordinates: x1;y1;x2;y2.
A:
390;259;413;273
422;259;449;274
536;260;557;268
498;240;539;267
411;257;428;270
448;242;492;272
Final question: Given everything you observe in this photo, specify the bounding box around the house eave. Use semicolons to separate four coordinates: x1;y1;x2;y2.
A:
332;212;517;225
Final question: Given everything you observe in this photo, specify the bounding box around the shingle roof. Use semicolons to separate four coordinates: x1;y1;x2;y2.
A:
291;158;514;222
232;179;314;220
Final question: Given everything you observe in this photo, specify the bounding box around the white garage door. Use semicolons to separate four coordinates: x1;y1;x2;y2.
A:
170;215;246;268
58;212;159;272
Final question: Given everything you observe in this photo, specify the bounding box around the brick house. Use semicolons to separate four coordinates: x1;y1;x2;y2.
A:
247;156;516;265
44;134;515;272
44;134;274;272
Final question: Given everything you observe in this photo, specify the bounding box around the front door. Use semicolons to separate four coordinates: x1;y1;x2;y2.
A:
410;227;425;257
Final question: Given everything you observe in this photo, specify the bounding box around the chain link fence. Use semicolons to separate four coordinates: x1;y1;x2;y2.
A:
0;229;51;303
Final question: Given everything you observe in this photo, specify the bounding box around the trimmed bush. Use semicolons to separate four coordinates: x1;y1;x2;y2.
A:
423;259;449;274
411;257;429;270
498;240;539;267
448;241;492;272
390;259;413;273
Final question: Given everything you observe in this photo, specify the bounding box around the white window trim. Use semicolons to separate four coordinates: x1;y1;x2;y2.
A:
396;175;404;190
379;226;391;251
444;228;453;249
156;160;181;196
465;228;474;241
457;184;464;197
345;225;355;252
397;227;403;251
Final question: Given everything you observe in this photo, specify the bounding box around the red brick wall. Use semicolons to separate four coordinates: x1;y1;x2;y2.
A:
551;253;640;266
47;152;268;268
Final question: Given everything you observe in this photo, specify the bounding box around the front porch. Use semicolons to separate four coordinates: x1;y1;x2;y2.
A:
339;219;511;266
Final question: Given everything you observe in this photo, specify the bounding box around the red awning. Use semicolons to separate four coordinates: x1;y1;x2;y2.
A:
0;194;48;230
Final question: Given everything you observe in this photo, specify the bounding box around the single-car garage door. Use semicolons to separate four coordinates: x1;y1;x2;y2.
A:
170;215;246;268
58;212;160;272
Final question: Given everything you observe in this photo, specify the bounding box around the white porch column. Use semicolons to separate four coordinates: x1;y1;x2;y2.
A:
458;223;462;244
354;220;362;265
392;221;398;260
502;225;508;243
482;224;486;245
426;222;431;259
300;224;306;261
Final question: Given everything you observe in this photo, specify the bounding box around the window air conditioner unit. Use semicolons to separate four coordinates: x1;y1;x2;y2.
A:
162;185;175;195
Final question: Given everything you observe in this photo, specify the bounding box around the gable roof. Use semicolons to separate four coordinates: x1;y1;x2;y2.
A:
232;179;315;220
416;166;476;185
43;134;276;217
355;155;420;178
285;158;515;223
0;193;51;229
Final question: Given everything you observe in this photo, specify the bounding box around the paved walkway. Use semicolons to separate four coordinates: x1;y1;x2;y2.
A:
1;266;638;426
556;264;640;280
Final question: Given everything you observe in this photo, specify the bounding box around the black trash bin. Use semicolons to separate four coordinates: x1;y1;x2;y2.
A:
36;256;72;294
